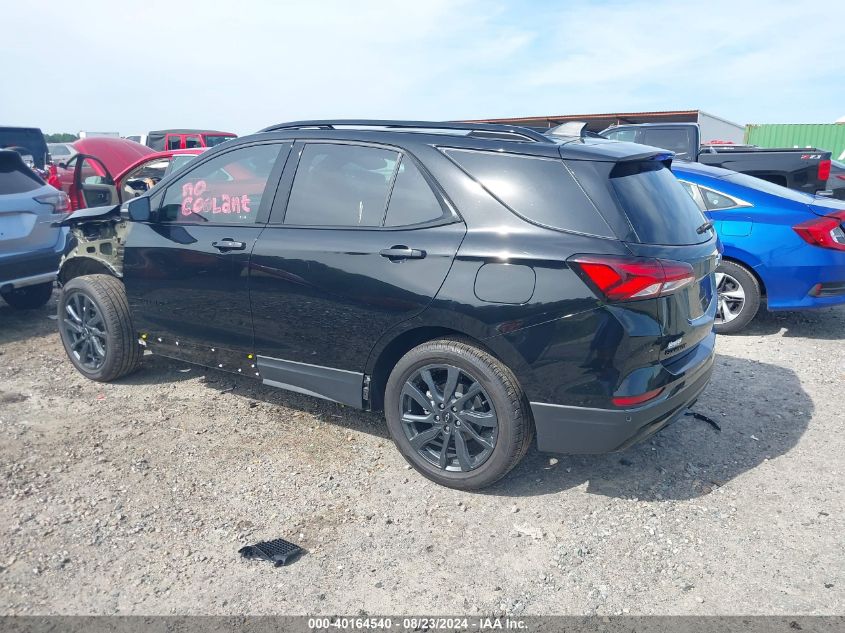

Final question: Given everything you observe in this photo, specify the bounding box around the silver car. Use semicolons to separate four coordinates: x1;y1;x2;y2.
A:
0;150;70;309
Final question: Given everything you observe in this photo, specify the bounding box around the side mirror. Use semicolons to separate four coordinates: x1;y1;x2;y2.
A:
124;196;152;222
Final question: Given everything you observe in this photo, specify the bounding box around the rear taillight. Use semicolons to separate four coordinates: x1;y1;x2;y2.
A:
568;254;696;302
793;210;845;252
612;388;664;408
34;191;71;213
819;159;832;182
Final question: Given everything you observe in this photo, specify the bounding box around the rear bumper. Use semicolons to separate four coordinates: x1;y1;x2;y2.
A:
0;231;69;290
757;249;845;311
531;331;715;454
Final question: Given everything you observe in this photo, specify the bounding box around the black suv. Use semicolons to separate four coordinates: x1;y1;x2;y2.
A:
57;120;719;490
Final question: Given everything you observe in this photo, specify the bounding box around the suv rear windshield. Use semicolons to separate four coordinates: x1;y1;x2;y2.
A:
609;161;712;245
0;152;44;194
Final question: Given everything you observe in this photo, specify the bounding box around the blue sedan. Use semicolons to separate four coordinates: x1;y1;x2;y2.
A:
672;162;845;333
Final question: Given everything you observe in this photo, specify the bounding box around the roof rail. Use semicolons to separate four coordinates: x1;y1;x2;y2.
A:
259;119;550;143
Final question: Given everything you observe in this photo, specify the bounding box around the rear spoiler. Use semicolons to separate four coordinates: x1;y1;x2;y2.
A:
54;203;121;227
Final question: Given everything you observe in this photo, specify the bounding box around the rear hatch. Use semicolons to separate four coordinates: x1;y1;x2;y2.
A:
564;148;719;361
0;152;62;257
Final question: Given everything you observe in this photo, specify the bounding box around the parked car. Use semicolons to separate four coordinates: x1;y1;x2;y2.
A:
141;129;237;151
673;162;845;333
60;148;206;212
54;137;155;209
0;150;70;309
824;159;845;200
56;120;718;489
0;126;50;170
600;123;832;195
47;142;77;164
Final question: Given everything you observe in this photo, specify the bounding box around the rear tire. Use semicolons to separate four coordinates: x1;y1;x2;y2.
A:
3;282;53;309
58;275;142;382
384;338;533;490
714;260;760;334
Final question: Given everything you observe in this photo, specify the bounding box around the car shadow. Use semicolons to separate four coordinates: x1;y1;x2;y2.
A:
732;305;845;339
119;354;391;439
487;353;812;500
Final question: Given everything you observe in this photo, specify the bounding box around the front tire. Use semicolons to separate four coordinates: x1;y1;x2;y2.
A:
384;338;533;490
714;260;761;334
58;275;142;382
2;282;53;309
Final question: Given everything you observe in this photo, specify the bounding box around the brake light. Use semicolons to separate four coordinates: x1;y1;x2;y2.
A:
793;210;845;251
819;159;832;182
612;387;664;407
568;255;696;302
34;191;71;213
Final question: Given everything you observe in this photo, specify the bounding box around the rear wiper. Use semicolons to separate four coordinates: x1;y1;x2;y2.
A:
696;220;714;234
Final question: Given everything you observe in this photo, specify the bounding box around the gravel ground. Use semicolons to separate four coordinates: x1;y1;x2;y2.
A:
1;293;844;616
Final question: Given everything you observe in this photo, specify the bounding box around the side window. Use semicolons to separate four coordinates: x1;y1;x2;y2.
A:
184;135;202;149
159;144;282;223
166;135;182;150
605;128;639;143
443;148;614;237
284;143;398;227
700;186;739;210
122;158;169;199
384;157;445;226
679;180;706;211
642;128;695;159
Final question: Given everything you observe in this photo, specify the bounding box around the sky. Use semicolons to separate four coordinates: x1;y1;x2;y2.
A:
1;0;843;136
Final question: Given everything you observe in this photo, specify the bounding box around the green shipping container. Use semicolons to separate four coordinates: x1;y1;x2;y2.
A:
745;124;845;161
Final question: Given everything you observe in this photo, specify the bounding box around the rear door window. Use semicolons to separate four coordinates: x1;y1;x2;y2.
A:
442;148;613;237
609;161;711;245
284;143;399;227
166;135;182;150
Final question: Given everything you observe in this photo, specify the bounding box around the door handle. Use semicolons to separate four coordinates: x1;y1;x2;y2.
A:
379;246;426;261
212;239;246;252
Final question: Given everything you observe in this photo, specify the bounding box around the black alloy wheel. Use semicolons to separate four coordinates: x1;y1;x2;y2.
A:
400;364;499;472
63;291;108;371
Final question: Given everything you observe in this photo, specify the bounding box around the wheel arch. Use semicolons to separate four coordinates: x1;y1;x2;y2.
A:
366;325;500;412
719;250;767;297
58;256;120;286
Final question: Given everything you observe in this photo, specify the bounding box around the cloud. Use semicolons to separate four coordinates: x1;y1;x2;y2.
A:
0;0;842;133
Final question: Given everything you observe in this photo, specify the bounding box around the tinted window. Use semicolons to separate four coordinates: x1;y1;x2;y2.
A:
384;157;445;226
605;129;639;143
610;161;711;245
0;152;43;194
184;136;202;149
284;144;398;226
443;148;613;237
641;128;695;159
700;186;739;210
165;154;199;177
166;136;181;150
160;143;282;223
205;135;236;147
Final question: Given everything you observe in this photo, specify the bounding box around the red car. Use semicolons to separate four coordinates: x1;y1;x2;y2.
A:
58;139;205;210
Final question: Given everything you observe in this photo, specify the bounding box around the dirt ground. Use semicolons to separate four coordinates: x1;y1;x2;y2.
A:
1;293;843;616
